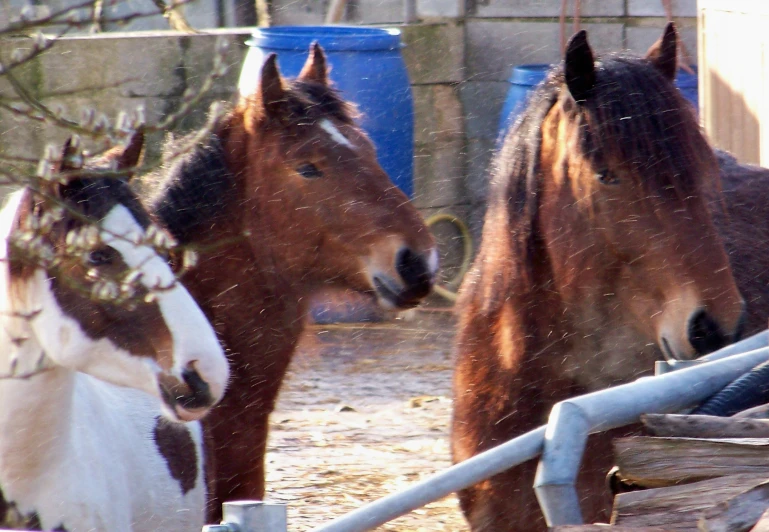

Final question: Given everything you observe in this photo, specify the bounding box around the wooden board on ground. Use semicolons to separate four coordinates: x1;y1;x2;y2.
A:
613;437;769;488
642;414;769;439
612;474;769;530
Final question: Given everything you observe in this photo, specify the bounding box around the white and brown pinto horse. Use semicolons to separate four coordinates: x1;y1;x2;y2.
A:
0;138;229;531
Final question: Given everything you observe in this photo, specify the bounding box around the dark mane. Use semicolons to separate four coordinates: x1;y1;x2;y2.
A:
139;126;235;246
61;177;152;229
494;53;714;212
283;79;359;126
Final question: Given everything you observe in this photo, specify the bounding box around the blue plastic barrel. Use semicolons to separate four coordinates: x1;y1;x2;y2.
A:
240;26;414;197
497;64;551;144
676;67;699;114
497;64;700;142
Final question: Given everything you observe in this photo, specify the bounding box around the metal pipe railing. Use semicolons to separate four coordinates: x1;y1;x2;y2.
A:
535;332;769;526
310;427;546;532
208;329;769;532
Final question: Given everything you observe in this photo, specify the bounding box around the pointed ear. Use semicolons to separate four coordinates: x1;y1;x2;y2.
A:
298;42;328;85
58;136;83;173
258;53;288;118
115;129;145;172
645;22;678;81
564;30;596;104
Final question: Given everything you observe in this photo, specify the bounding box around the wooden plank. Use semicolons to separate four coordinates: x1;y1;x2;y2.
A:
552;527;670;531
698;480;769;532
734;404;769;420
614;437;769;487
612;474;769;530
641;414;769;439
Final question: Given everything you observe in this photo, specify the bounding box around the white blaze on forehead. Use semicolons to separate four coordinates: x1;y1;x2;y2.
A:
320;119;354;149
99;205;229;401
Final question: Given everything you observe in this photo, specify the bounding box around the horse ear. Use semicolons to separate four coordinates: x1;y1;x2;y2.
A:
115;129;145;173
298;42;328;85
645;22;678;81
58;136;83;174
564;30;596;104
258;53;288;117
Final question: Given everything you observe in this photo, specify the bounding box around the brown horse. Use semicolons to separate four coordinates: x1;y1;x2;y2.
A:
136;44;437;520
452;24;747;531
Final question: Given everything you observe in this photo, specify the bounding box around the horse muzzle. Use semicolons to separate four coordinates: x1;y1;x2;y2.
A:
158;364;219;422
371;247;438;309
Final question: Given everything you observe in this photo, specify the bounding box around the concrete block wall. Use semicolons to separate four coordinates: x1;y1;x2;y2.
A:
0;0;699;274
0;29;251;162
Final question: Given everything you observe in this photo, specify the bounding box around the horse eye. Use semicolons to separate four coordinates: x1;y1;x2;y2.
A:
595;170;619;185
88;247;117;266
296;163;323;179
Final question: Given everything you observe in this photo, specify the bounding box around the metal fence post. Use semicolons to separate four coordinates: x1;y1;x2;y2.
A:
202;501;288;532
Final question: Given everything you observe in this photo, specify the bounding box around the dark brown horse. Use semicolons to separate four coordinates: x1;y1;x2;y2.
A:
137;44;437;520
452;25;747;531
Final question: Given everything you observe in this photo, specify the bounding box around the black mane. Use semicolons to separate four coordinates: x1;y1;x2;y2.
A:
62;177;152;230
493;52;715;215
139;130;234;246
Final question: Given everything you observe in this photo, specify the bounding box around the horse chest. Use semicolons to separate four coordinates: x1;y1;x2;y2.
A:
0;378;206;532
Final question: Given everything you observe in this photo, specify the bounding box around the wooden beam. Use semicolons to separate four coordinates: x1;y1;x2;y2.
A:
612;474;769;529
642;414;769;439
614;437;769;488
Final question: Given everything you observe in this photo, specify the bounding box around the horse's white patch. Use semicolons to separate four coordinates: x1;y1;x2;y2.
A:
428;248;440;277
320;119;354;149
101;206;229;401
0;193;222;531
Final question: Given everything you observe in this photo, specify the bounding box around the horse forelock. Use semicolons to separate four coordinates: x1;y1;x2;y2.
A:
574;54;717;200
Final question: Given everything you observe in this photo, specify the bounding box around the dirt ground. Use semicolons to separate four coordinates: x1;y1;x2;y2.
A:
265;309;470;531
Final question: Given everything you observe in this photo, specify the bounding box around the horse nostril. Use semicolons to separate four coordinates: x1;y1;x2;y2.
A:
177;364;213;411
395;248;433;297
687;309;728;356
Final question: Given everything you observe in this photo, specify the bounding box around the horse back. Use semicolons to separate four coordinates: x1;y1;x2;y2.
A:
714;150;769;337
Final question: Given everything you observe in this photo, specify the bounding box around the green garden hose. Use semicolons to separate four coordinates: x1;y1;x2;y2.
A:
425;213;474;302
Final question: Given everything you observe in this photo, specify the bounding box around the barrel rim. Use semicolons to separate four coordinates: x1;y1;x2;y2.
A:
508;63;553;86
245;25;403;51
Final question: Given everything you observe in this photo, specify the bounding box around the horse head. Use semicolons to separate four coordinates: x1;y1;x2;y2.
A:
478;23;744;366
226;43;438;309
7;135;229;421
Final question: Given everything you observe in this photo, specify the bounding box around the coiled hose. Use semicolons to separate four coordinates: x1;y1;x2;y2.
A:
692;359;769;417
425;213;473;303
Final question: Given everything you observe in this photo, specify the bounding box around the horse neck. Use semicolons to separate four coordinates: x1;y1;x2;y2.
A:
0;190;74;484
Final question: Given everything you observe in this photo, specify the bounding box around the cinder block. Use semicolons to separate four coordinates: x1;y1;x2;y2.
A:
179;30;251;97
271;0;404;24
37;33;186;98
0;107;46;161
349;0;403;23
464;136;497;205
0;39;46;100
418;0;465;19
628;0;696;18
413;84;464;146
271;0;326;25
459;80;509;141
413;137;466;209
474;0;623;18
466;21;623;82
401;23;464;85
626;24;698;65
